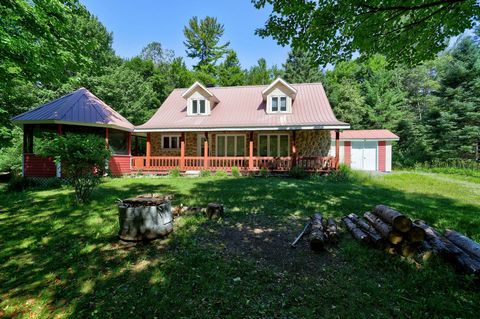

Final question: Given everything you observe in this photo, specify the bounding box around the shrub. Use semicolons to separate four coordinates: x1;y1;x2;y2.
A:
289;166;308;179
231;166;241;177
37;133;111;205
259;167;269;178
0;127;23;176
326;164;352;182
169;167;181;177
200;169;211;177
215;170;227;177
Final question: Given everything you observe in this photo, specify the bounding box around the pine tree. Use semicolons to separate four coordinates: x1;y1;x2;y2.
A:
283;49;323;83
217;50;245;86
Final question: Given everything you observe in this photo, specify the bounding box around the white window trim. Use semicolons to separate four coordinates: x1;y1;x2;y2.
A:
162;134;181;149
189;98;209;116
215;134;246;157
258;133;290;157
268;95;291;114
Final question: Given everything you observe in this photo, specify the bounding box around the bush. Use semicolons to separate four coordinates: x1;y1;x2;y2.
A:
259;167;269;178
169;167;181;177
199;169;211;177
289;166;308;179
215;170;227;177
37;133;111;205
231;166;241;177
0;127;23;175
325;164;352;182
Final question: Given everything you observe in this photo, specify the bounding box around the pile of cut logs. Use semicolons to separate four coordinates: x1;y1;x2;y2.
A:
343;205;480;275
291;213;339;250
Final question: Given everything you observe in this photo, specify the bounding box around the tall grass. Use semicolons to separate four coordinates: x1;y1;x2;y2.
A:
414;159;479;178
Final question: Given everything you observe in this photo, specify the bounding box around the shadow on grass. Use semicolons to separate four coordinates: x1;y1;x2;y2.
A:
0;176;478;318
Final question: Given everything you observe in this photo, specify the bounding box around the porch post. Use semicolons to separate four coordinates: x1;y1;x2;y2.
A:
335;130;340;169
146;132;151;168
291;131;297;168
248;132;254;171
105;127;110;171
204;132;209;169
22;125;26;177
56;124;62;178
180;133;185;170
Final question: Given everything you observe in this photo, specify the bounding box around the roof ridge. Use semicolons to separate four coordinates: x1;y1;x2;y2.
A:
171;82;325;91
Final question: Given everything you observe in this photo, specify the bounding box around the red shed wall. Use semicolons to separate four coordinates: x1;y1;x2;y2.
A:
24;154;56;177
378;141;386;172
344;141;351;166
109;156;131;176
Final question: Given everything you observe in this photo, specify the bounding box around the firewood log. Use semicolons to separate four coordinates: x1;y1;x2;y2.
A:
342;216;369;244
399;242;421;258
206;203;224;219
325;218;339;243
414;220;480;274
364;212;403;244
444;229;480;262
373;205;412;232
405;225;426;243
348;213;383;245
308;213;327;251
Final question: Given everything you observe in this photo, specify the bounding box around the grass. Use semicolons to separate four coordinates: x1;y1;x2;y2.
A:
0;171;479;318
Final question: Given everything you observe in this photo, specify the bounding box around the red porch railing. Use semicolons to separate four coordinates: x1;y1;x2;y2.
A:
131;156;337;172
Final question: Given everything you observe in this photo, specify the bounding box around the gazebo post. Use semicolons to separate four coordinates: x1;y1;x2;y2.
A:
56;124;62;178
146;133;151;169
335;130;340;169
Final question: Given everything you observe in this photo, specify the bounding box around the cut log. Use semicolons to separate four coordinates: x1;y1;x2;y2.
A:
308;213;327;250
206;203;224;219
373;205;412;232
399;242;421;258
364;212;403;244
444;229;480;262
291;221;312;248
348;213;383;244
325;218;339;243
342;216;369;244
414;220;480;274
405;225;426;243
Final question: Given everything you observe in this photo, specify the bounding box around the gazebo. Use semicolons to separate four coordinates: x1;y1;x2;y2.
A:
12;88;134;177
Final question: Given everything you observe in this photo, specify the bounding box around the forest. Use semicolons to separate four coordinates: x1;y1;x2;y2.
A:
1;1;479;174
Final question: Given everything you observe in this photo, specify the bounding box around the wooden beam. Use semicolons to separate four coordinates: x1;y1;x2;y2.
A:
146;132;151;168
204;133;209;169
56;124;63;178
180;133;185;170
249;132;254;171
335;130;340;168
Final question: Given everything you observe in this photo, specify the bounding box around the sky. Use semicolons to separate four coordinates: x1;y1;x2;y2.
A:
80;0;290;69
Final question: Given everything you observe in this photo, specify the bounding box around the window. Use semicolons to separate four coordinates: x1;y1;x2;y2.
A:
162;135;180;149
109;129;129;155
216;135;245;156
191;99;207;115
258;134;290;157
270;96;289;113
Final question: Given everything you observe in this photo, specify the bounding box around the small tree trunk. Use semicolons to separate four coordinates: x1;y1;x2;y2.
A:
364;212;403;244
374;205;412;232
309;213;327;250
444;229;480;262
325;218;339;243
405;225;426;243
206;203;224;219
348;213;383;244
342;216;369;244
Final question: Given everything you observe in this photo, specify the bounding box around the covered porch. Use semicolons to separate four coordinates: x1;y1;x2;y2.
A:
131;130;341;173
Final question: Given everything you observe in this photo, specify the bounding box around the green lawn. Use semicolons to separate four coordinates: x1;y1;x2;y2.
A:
0;171;479;318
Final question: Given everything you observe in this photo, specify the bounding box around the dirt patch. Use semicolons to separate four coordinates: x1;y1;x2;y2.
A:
195;214;345;273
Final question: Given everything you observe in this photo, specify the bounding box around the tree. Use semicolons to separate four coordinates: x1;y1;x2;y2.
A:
37;133;111;204
253;0;480;66
283;49;323;83
183;16;230;70
245;58;278;85
217;50;245;86
139;42;174;65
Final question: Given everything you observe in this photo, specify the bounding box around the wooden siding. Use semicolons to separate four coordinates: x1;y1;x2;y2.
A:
378;141;386;172
24;154;56;177
109;156;131;176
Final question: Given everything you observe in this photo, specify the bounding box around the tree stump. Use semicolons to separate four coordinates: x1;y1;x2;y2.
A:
206;203;224;219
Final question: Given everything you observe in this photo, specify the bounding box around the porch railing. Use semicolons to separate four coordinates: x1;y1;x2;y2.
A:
131;156;338;172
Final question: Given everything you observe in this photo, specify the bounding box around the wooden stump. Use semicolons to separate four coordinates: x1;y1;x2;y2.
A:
206;203;224;219
309;213;327;250
364;212;403;244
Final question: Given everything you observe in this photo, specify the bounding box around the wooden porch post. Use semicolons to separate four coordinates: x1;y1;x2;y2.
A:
291;131;297;168
248;132;254;171
180;133;185;170
22;125;26;177
335;130;340;169
56;124;62;178
146;133;151;168
105;127;110;171
204;132;209;169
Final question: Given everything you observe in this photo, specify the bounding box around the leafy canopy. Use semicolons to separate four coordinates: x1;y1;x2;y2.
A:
253;0;480;66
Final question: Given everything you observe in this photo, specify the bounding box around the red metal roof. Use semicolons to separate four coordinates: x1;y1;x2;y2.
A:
135;83;349;131
12;88;134;131
331;130;399;140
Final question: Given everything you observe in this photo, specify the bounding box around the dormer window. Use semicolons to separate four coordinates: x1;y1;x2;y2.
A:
271;96;287;113
192;99;206;115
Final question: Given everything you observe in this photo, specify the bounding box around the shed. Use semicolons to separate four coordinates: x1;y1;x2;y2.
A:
12;88;134;177
328;130;400;172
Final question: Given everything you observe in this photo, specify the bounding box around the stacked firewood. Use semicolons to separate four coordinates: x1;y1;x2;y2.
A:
342;205;480;275
291;213;339;250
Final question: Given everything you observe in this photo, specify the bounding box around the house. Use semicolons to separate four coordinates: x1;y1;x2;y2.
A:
12;78;399;177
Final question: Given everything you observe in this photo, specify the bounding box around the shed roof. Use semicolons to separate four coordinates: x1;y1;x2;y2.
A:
12;88;134;132
135;82;349;132
331;130;399;140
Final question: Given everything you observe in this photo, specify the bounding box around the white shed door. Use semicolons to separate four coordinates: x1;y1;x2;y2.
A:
351;141;377;171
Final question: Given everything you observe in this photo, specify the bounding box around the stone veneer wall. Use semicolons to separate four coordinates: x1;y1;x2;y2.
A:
295;130;331;156
149;130;330;157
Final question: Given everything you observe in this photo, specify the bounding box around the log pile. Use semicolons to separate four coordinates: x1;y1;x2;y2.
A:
342;205;480;275
291;213;339;250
